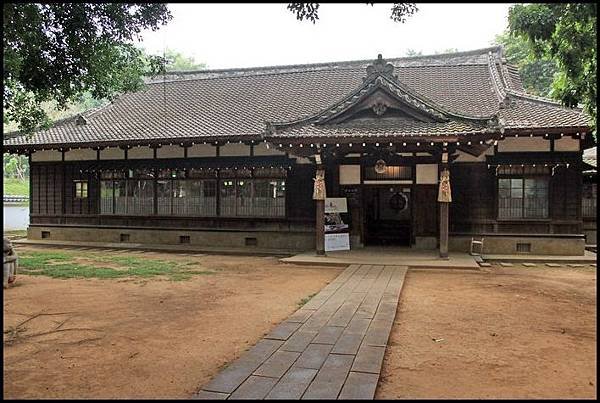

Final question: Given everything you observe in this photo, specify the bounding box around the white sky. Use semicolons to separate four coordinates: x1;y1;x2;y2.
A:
140;3;513;70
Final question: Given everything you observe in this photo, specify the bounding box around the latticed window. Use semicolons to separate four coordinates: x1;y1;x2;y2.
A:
100;170;153;215
99;167;286;217
74;181;88;199
498;177;549;219
582;183;597;218
219;167;286;217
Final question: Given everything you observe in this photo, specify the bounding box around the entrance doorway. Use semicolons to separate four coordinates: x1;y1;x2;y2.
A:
364;186;411;246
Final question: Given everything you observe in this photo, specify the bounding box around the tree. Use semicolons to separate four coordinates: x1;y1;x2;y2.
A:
164;49;207;72
493;32;557;98
287;3;417;23
434;48;458;55
404;48;459;57
405;49;422;57
3;154;28;180
508;3;596;129
3;3;172;135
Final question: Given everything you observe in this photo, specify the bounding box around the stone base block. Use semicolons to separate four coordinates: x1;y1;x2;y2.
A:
449;235;585;256
27;225;314;251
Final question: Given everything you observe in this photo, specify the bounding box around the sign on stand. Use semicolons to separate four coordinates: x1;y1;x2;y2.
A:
324;197;350;251
325;233;350;251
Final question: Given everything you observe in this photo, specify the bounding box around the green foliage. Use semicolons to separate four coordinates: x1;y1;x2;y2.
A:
18;250;216;281
164;48;206;72
287;3;320;23
404;48;458;57
298;293;317;307
494;32;557;97
288;3;417;23
434;48;459;55
508;3;597;129
389;3;418;23
3;93;109;134
3;177;29;196
3;3;172;134
405;49;423;57
3;153;29;180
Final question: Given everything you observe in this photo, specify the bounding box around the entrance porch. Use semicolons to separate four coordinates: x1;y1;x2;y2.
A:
281;246;480;269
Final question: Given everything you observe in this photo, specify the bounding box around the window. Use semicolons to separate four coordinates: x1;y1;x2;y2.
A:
157;169;217;216
498;177;549;219
98;166;286;217
219;168;286;217
100;170;153;215
74;181;88;199
582;183;596;218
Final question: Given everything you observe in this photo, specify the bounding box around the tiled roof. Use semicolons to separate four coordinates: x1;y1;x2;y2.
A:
583;147;596;168
267;117;492;139
3;46;591;150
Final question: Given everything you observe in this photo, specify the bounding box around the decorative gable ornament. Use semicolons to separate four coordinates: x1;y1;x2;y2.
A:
75;115;87;126
364;54;397;82
372;102;388;116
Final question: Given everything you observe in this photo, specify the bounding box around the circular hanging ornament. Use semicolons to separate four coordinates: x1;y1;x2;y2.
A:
374;159;387;174
389;192;408;211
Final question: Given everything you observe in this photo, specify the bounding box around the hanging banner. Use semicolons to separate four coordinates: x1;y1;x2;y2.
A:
438;168;452;203
313;169;326;200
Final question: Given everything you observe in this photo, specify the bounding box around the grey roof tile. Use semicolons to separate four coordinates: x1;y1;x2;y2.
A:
3;46;590;149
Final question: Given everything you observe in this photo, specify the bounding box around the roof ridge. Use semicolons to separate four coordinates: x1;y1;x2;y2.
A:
144;46;503;84
487;51;507;104
506;89;586;113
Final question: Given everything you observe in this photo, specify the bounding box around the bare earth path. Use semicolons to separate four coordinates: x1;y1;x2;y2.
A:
377;264;596;399
3;248;341;399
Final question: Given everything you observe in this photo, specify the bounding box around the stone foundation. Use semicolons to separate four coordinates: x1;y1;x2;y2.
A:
449;235;586;256
28;225;314;251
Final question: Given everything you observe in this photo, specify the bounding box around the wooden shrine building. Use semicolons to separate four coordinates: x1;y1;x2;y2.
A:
3;46;594;256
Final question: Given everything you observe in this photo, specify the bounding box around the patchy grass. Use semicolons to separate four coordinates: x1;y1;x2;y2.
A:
18;250;215;281
3;178;29;196
298;292;317;307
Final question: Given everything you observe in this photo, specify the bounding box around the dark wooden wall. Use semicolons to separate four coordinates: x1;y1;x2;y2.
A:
29;159;315;230
413;185;438;237
450;163;496;234
449;161;583;235
28;157;584;236
287;164;316;220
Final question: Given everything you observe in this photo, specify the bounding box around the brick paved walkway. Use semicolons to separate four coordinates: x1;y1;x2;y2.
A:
194;264;407;400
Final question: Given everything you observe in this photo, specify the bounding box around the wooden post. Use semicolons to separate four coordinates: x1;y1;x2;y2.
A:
438;150;451;259
316;198;325;256
439;202;449;259
314;161;326;256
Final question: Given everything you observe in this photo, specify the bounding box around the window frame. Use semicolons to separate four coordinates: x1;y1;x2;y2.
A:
98;166;287;218
74;180;88;199
582;182;597;218
496;174;550;221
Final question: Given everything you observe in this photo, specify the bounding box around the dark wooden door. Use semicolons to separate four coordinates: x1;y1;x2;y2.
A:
364;186;411;245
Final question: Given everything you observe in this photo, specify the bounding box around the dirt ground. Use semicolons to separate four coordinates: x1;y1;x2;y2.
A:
3;247;341;399
377;264;597;399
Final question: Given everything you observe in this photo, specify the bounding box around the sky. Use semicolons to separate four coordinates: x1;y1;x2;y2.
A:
140;3;514;70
